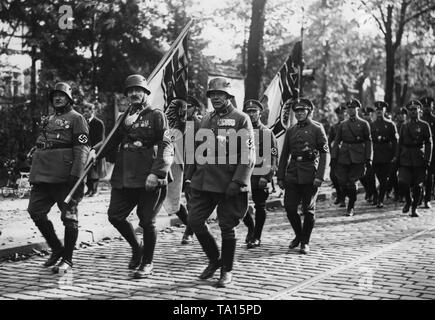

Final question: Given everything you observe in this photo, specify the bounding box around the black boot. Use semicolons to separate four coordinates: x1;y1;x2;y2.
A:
287;210;302;247
243;210;255;244
301;214;315;247
52;226;77;274
339;186;347;207
176;205;195;245
196;232;221;279
110;219;142;269
346;185;356;216
218;238;236;288
411;186;422;217
35;220;64;267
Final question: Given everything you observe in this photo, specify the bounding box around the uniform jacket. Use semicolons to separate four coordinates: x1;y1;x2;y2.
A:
397;119;433;167
421;112;435;163
251;121;278;188
331;116;373;164
185;103;255;193
100;104;173;189
29;107;90;184
277;118;330;185
370;118;398;164
88;116;105;148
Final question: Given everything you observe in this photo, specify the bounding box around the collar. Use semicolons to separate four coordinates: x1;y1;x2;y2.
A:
88;114;95;122
129;102;149;115
55;105;72;115
297;118;311;127
211;102;234;117
349;116;357;122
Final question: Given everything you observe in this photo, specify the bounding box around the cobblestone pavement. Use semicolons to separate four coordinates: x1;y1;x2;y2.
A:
0;197;434;300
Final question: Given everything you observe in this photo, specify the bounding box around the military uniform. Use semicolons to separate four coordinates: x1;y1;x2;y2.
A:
397;100;433;216
387;108;408;200
329;104;346;206
96;74;173;277
100;103;173;264
331;99;373;215
28;82;90;271
85;113;105;196
277;99;330;254
420;97;435;207
359;107;377;204
185;77;255;287
241;100;278;248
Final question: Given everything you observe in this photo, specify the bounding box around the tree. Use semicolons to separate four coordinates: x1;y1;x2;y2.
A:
245;0;267;100
360;0;435;110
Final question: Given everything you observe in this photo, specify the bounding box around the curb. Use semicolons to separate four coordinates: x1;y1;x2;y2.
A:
0;216;181;260
0;187;358;259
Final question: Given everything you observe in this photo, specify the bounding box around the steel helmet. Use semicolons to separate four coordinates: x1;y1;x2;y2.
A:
206;77;234;98
124;74;151;96
50;82;73;102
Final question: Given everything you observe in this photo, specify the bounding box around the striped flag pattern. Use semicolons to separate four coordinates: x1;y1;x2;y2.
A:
261;41;302;140
148;31;189;111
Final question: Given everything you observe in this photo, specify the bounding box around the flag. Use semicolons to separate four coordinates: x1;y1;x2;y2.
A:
148;23;190;111
260;41;302;149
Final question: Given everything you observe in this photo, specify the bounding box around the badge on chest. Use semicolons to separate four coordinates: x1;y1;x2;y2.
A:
217;119;235;127
133;119;151;129
54;118;71;129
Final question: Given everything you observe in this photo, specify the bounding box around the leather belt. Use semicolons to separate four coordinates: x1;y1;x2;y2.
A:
342;141;364;144
373;141;391;144
36;142;72;150
122;141;153;150
292;156;313;162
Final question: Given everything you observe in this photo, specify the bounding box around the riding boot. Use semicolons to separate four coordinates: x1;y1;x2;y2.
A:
196;232;221;279
218;238;236;287
35;219;64;267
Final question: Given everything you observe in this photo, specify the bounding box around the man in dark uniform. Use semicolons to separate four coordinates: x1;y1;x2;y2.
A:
370;101;398;208
91;74;173;278
329;103;346;207
185;77;255;287
331;99;373;216
277;98;330;254
387;107;408;201
27;82;90;273
82;101;105;197
420;97;435;208
242;99;278;249
359;107;377;204
397;100;432;217
177;95;204;245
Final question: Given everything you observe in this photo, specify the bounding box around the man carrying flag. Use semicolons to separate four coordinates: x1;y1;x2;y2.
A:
92;74;173;278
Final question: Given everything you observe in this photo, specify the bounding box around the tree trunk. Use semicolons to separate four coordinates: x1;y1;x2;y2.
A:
384;43;395;112
30;44;38;135
320;40;329;110
245;0;267;101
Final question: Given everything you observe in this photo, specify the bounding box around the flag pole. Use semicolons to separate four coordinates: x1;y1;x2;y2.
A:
64;19;193;205
298;6;304;98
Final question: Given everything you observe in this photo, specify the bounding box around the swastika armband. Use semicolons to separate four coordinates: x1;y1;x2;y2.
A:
74;133;89;145
319;143;329;153
246;138;255;149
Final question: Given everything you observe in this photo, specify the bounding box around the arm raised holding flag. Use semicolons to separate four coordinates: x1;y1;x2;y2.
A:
64;20;192;205
63;21;192;279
